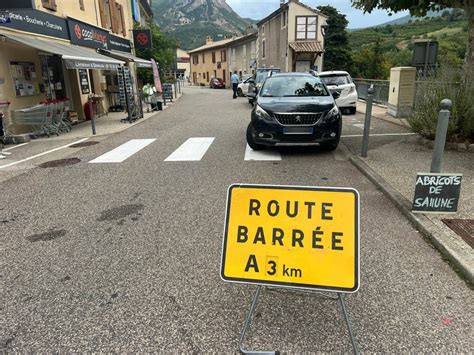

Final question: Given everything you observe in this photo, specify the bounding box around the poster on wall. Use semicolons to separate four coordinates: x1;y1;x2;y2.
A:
10;61;38;97
78;69;90;94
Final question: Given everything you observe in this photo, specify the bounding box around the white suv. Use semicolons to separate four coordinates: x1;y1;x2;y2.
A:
318;71;358;114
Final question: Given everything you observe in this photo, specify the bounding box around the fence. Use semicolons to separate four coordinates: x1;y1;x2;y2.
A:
354;79;390;106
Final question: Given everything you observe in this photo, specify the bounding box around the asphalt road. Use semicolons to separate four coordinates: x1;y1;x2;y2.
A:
1;87;472;352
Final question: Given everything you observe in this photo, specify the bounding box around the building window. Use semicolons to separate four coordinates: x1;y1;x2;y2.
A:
221;50;226;62
192;55;199;64
212;51;216;63
281;11;287;28
79;0;85;11
262;39;266;59
207;72;209;81
98;0;124;34
41;0;57;11
296;16;317;40
261;24;265;35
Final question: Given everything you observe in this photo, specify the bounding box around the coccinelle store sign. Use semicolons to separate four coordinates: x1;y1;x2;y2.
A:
67;17;109;50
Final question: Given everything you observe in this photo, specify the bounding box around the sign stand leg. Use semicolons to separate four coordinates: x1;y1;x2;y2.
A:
239;286;276;355
238;288;359;355
337;293;359;355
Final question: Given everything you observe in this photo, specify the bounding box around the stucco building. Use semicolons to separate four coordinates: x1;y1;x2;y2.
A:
0;0;153;129
256;0;327;72
189;36;234;87
228;32;257;77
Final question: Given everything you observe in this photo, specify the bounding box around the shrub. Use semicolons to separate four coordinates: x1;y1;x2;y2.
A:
410;65;474;143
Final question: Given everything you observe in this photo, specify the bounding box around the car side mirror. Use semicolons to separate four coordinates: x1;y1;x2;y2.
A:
332;91;340;100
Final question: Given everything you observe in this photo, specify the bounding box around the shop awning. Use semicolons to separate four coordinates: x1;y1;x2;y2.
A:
100;49;153;68
1;33;124;70
289;41;324;53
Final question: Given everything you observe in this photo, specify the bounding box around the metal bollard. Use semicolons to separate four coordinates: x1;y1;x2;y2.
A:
430;99;452;173
361;85;374;157
88;96;96;135
174;82;177;98
178;79;181;94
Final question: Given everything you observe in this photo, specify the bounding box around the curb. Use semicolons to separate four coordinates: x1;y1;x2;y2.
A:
349;155;473;285
356;109;410;128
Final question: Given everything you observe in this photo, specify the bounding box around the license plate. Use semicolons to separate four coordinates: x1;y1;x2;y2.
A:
283;127;313;135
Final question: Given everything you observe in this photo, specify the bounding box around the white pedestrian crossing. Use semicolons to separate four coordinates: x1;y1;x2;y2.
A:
164;137;215;161
89;139;156;163
244;144;281;161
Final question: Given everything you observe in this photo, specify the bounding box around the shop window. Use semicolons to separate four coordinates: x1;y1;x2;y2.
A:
42;0;57;11
79;0;85;11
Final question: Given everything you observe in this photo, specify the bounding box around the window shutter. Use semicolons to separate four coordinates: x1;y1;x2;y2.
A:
79;0;85;11
98;0;107;28
108;0;119;33
42;0;57;11
119;5;127;37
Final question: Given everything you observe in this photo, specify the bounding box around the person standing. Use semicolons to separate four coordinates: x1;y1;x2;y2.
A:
231;71;239;99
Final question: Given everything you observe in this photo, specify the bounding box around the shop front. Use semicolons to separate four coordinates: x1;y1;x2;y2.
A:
0;8;149;138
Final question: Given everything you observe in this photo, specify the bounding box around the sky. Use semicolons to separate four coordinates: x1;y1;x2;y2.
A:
226;0;409;29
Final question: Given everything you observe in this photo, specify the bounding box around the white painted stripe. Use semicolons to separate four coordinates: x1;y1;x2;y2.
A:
353;123;369;130
244;144;281;161
164;137;215;161
3;143;28;151
341;133;416;138
0;138;88;169
89;139;156;163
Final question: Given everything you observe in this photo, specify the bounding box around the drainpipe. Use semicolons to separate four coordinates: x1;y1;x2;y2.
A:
94;0;100;27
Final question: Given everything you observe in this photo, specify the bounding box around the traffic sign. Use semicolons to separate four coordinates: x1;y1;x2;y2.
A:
221;184;360;293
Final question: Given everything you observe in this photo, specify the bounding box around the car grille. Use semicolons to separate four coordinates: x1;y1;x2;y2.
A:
274;113;323;125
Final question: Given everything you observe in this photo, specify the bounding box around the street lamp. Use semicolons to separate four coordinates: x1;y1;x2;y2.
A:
321;19;329;38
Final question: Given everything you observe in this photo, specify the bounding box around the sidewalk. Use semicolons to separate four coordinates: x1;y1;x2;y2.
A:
351;102;473;284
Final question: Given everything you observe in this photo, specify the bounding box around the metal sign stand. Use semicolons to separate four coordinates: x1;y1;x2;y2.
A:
239;286;359;355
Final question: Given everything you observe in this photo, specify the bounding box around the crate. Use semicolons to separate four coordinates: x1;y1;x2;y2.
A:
68;111;79;124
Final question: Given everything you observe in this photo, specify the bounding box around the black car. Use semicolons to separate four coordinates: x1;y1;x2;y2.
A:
246;73;342;150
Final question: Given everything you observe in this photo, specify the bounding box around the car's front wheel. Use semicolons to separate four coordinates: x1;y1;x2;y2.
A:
246;124;265;150
237;88;243;97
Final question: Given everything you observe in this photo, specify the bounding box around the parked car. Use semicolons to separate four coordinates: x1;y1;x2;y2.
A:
246;73;342;151
247;68;281;104
237;76;253;97
318;71;358;114
210;78;225;89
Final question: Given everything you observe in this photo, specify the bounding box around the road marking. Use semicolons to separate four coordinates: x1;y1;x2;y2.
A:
0;138;89;170
89;139;156;163
3;143;28;151
341;133;416;138
244;144;281;161
353;123;370;130
165;137;215;161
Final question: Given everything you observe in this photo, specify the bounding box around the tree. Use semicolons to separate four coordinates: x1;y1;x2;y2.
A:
352;39;391;79
317;5;354;72
351;0;474;82
135;23;178;84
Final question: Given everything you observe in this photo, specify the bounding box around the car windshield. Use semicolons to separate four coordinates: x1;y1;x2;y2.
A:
260;76;329;97
256;71;269;84
320;74;351;86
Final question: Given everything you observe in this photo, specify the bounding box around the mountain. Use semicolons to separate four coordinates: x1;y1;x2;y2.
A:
349;9;456;31
151;0;254;50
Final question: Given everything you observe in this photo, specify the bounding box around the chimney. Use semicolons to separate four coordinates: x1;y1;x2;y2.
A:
206;36;213;44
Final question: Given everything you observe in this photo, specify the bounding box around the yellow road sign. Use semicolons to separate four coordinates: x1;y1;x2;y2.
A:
221;184;360;293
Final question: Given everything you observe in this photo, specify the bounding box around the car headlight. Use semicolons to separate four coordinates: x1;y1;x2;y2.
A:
328;105;340;116
255;105;272;121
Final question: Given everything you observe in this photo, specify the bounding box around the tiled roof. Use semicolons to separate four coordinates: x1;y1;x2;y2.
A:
188;38;238;54
289;41;324;53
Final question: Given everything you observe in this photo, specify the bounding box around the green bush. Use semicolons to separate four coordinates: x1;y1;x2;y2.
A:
410;65;474;142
